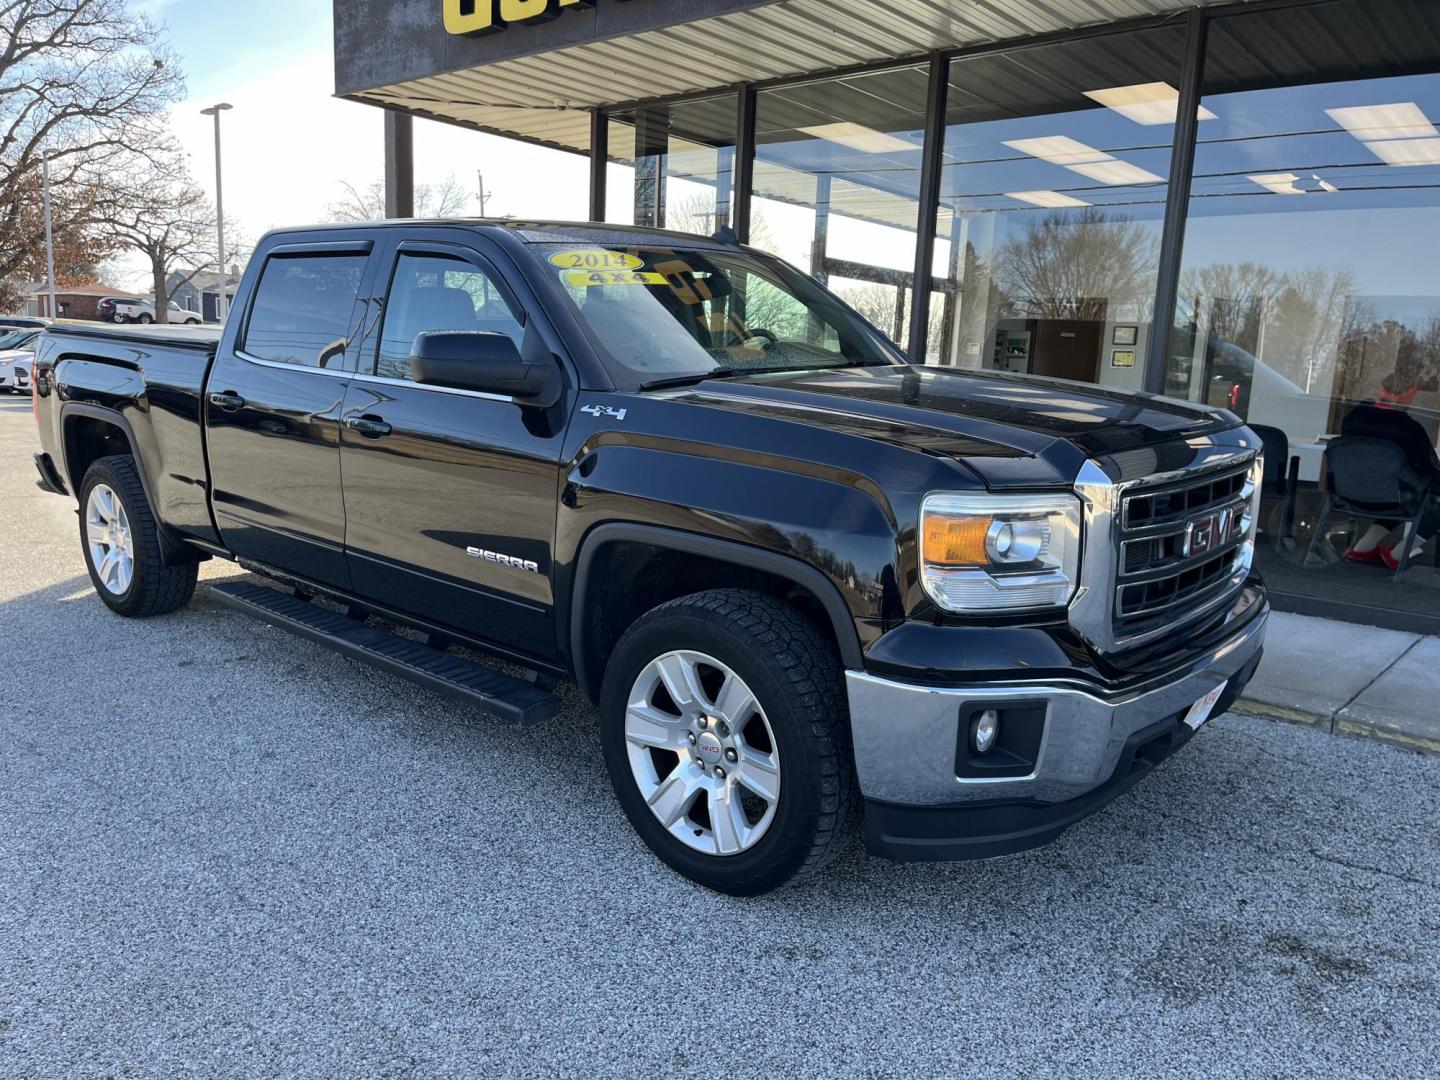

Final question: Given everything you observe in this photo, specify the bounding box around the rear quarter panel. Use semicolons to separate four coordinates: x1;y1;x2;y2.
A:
36;330;218;543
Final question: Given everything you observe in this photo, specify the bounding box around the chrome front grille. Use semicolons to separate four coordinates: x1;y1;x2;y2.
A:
1113;459;1257;639
1070;443;1261;654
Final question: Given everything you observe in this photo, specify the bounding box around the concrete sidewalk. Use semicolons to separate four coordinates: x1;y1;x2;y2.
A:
1239;610;1440;753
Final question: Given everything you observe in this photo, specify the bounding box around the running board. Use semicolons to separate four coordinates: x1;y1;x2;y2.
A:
209;581;560;726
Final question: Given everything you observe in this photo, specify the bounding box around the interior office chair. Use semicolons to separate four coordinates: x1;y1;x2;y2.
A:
1247;423;1299;547
1305;435;1434;581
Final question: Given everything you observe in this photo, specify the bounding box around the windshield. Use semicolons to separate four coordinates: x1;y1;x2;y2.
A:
0;329;37;351
538;243;905;385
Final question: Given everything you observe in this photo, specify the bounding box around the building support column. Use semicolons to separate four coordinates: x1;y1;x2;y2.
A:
384;110;415;219
1147;7;1207;395
589;108;608;222
908;52;949;362
733;86;757;244
810;173;832;283
633;106;669;228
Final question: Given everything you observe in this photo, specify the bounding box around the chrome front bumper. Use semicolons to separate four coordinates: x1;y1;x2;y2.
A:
845;606;1268;808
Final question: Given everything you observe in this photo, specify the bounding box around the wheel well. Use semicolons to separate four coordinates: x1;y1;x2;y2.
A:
574;540;845;701
63;415;133;493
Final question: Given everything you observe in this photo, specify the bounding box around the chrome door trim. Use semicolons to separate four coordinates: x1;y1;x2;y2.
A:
232;349;516;404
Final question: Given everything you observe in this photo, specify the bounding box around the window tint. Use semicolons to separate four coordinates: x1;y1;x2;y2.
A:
374;252;524;379
243;253;366;368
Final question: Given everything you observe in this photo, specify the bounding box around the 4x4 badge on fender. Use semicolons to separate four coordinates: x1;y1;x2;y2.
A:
581;404;627;421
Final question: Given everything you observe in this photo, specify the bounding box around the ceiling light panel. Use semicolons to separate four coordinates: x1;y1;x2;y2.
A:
1003;135;1110;165
1326;102;1437;142
1082;82;1218;126
1006;190;1091;208
797;122;915;154
1066;159;1165;185
1248;172;1307;195
1364;137;1440;167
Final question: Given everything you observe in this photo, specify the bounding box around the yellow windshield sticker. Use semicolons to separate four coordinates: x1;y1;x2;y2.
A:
549;249;644;271
562;269;668;288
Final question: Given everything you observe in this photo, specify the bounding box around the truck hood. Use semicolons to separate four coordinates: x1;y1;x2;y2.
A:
668;365;1238;489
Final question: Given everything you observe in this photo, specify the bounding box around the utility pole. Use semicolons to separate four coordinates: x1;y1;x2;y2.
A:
477;171;491;216
41;155;57;319
201;103;233;322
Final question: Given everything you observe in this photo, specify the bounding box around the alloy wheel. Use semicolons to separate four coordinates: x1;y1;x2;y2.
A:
623;650;781;856
85;484;134;595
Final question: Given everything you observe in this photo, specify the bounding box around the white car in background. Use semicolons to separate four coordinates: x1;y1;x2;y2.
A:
112;298;203;325
0;328;39;394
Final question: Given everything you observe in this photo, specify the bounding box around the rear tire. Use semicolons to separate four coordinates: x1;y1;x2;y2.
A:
600;589;857;896
79;455;198;617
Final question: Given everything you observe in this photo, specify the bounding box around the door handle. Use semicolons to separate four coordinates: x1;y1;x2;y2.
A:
345;414;392;438
208;390;245;412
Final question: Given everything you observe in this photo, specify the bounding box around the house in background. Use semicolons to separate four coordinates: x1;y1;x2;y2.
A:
168;267;241;323
27;283;140;321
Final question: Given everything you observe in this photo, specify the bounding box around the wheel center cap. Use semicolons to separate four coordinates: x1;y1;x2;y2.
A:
696;731;724;764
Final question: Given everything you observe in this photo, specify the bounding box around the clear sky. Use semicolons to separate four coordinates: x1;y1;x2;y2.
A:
115;0;589;288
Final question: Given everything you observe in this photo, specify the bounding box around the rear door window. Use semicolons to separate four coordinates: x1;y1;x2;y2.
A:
243;253;367;369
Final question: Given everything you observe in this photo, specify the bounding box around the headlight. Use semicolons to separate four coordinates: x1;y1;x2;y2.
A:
1237;452;1263;572
920;492;1082;613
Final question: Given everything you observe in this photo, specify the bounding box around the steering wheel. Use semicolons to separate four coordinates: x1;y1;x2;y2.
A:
730;327;779;348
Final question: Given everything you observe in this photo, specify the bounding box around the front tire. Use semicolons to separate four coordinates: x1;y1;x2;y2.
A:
600;589;857;896
79;456;198;617
137;313;153;324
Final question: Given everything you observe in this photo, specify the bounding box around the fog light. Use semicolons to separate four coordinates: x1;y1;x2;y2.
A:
973;709;1000;754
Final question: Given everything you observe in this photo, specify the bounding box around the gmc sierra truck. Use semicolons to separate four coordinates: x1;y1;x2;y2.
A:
30;220;1268;895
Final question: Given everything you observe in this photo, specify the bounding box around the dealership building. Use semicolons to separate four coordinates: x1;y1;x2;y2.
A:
334;0;1440;633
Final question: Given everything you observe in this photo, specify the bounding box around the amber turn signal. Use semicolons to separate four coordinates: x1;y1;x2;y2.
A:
922;514;993;566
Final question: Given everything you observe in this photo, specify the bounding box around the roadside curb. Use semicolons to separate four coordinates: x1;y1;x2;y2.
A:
1237;693;1440;756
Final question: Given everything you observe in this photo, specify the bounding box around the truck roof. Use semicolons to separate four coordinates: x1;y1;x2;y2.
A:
260;219;741;251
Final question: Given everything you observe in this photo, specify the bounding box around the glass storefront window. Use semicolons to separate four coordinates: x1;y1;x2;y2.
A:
1168;0;1440;621
751;65;930;347
923;27;1188;389
605;96;738;234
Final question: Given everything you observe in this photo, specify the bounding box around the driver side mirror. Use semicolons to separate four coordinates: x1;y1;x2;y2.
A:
409;330;560;405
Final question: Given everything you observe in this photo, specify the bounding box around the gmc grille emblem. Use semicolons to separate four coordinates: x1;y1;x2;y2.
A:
1183;508;1239;558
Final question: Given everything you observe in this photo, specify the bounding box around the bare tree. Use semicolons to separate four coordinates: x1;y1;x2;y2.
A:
326;175;472;221
1177;260;1281;354
995;208;1159;322
91;150;231;323
1178;260;1359;395
665;193;773;250
0;0;182;309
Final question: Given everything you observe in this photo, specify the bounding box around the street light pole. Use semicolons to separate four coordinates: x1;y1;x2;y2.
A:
41;155;57;319
201;103;233;322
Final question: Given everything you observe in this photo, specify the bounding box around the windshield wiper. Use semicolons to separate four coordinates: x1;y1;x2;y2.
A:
637;368;741;391
638;361;869;392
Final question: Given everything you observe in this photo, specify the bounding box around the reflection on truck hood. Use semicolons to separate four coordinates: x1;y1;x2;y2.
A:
669;364;1238;488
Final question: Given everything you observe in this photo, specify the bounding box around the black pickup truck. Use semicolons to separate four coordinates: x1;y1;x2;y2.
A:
31;220;1268;895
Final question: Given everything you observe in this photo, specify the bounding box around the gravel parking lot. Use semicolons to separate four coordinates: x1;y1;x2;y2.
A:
2;396;1438;1078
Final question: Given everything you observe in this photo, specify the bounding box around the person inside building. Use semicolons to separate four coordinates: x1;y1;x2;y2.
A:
1341;371;1440;570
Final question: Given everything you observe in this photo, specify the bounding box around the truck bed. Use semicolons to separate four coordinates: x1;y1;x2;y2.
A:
45;322;221;356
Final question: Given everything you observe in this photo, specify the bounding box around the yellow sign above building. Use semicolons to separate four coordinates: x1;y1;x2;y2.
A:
443;0;600;36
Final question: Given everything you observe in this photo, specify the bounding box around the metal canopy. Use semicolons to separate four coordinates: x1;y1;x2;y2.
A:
342;0;1242;156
